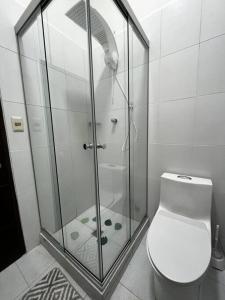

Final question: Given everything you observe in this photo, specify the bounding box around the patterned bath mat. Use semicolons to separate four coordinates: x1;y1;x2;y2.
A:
21;268;83;300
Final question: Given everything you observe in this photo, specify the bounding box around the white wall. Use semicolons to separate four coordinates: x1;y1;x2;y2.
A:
127;0;225;248
0;0;40;251
2;0;225;253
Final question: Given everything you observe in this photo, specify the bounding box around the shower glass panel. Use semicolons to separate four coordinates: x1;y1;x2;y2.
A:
17;0;149;286
41;0;100;278
129;24;149;234
89;0;130;276
19;13;64;246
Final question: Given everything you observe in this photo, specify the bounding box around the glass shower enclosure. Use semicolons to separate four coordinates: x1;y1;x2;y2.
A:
16;0;149;297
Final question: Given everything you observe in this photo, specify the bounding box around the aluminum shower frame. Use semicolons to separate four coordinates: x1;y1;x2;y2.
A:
15;0;149;298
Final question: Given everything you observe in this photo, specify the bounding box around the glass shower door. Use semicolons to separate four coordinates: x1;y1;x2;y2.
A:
129;24;149;234
89;0;130;276
42;0;102;279
18;0;149;286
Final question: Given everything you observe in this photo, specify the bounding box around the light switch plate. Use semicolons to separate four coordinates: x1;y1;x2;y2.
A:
11;116;24;132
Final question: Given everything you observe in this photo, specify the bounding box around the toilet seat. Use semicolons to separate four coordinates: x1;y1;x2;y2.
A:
147;209;211;285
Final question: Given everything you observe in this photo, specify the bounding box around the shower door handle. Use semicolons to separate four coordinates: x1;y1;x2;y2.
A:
83;143;93;150
83;143;106;150
97;143;106;149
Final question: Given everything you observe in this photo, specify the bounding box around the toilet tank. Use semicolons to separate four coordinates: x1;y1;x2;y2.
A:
160;173;212;220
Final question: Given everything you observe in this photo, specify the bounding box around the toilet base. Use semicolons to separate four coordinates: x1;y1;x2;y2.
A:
154;273;201;300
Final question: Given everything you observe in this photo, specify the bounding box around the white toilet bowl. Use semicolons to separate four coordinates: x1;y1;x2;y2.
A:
147;173;212;300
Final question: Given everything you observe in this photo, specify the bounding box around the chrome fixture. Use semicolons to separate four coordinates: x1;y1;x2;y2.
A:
111;118;118;124
83;143;106;150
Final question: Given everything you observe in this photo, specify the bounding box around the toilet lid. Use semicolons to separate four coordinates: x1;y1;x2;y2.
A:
147;209;211;284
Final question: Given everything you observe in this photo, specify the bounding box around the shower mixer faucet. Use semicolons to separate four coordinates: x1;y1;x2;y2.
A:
83;143;106;150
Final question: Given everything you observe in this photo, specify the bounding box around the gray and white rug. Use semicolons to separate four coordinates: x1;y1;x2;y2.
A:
21;268;83;300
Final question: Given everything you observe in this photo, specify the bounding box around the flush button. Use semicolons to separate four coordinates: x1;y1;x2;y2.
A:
11;116;24;132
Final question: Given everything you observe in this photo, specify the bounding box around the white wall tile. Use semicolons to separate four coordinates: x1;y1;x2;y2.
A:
115;30;128;74
198;35;225;96
133;104;148;143
69;111;90;147
148;177;160;219
94;73;127;112
51;109;70;148
0;47;24;103
158;98;195;145
96;108;127;145
55;146;75;224
194;93;225;146
48;67;67;110
148;144;161;180
10;149;40;251
10;150;35;194
160;45;198;101
0;0;23;52
158;144;195;175
191;146;212;179
148;104;158;144
64;39;86;78
26;105;50;148
161;0;201;56
201;0;225;42
128;0;173;20
132;64;148;108
45;25;65;72
19;17;40;61
32;146;57;234
149;60;160;103
142;10;161;61
132;29;149;68
70;141;96;215
191;146;225;183
21;56;44;106
65;75;88;113
16;183;40;251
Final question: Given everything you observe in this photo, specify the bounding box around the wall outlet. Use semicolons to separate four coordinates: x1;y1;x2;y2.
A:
11;116;24;132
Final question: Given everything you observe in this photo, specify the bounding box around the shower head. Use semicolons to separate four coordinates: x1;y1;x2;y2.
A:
66;0;119;71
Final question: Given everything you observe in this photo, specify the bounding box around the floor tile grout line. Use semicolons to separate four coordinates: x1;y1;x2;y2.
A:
13;286;30;300
207;271;225;288
11;263;30;300
19;258;56;290
119;281;143;300
15;262;29;287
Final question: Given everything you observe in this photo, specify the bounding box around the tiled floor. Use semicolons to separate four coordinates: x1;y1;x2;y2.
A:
55;205;137;277
1;233;225;300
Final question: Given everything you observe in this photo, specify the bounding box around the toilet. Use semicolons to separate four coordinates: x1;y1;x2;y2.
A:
147;173;212;300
